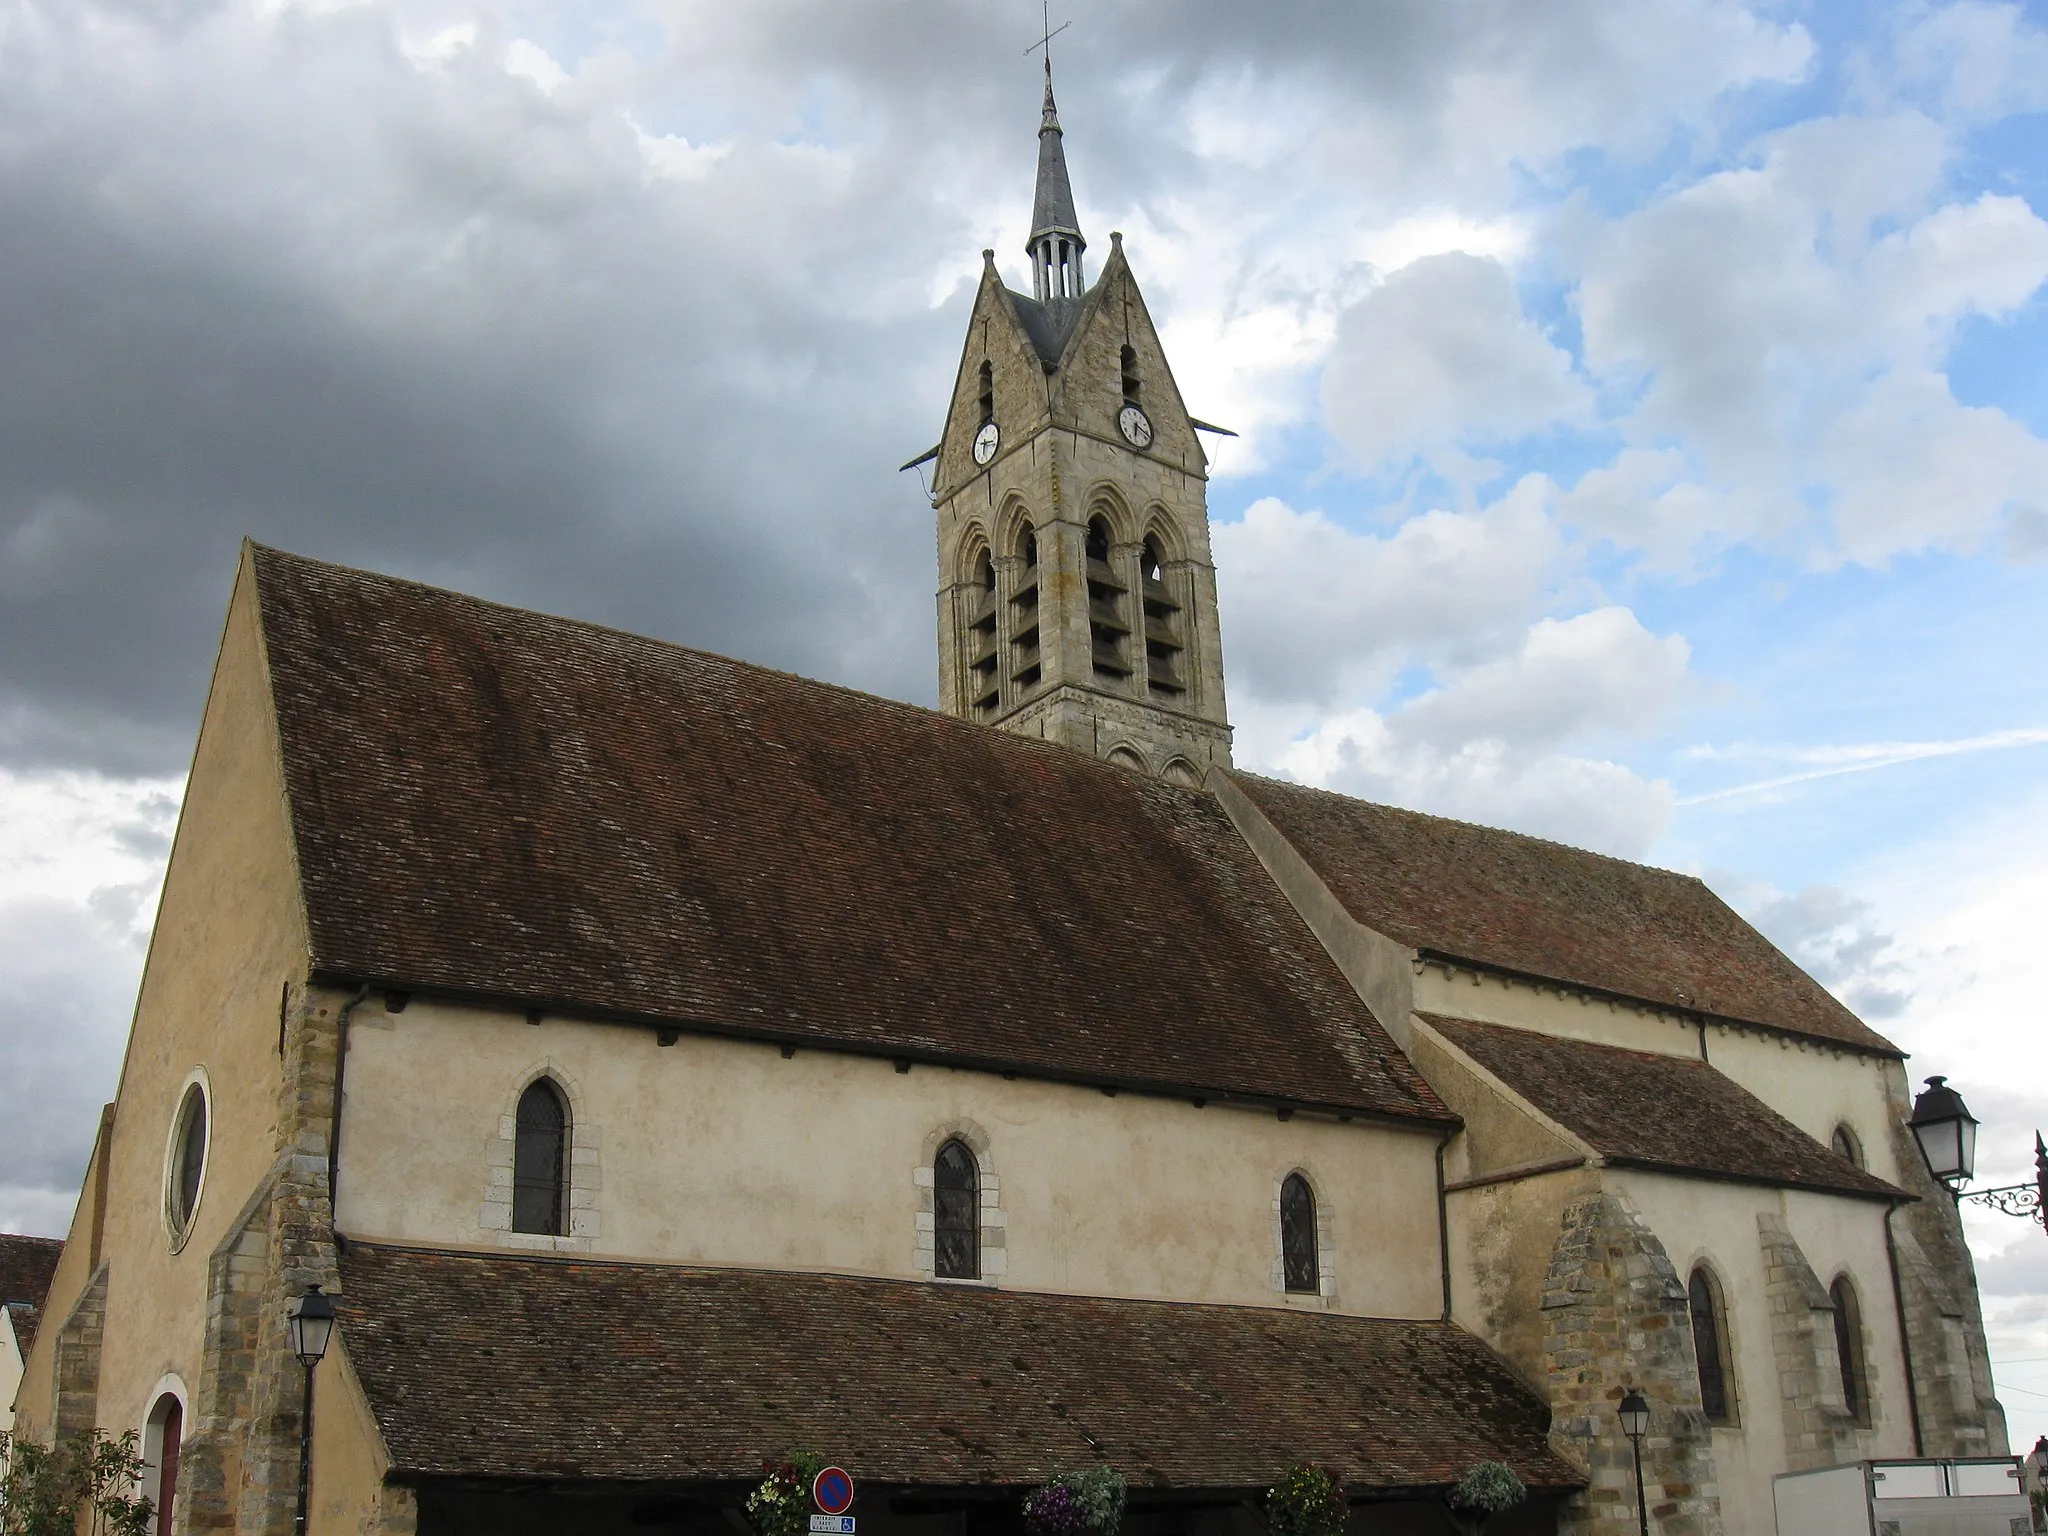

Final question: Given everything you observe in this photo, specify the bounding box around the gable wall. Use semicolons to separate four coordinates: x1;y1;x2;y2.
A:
56;550;312;1456
331;996;1446;1318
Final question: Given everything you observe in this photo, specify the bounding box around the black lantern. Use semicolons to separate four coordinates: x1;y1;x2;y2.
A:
1618;1388;1650;1536
1910;1076;1979;1188
286;1284;336;1368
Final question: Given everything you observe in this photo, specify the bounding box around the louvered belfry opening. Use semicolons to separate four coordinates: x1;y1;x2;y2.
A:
1085;517;1130;680
1140;536;1183;698
1120;344;1140;404
1011;523;1041;692
513;1079;568;1236
934;1139;980;1280
967;549;1000;717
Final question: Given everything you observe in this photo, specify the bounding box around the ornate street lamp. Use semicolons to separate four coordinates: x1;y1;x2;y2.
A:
1618;1388;1651;1536
1909;1077;2046;1230
286;1285;336;1536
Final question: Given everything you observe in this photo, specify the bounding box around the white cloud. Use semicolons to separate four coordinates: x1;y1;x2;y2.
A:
1214;482;1563;709
1887;0;2048;122
1322;252;1589;471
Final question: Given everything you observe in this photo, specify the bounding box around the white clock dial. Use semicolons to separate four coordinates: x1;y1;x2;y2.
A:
972;421;1000;466
1117;404;1154;449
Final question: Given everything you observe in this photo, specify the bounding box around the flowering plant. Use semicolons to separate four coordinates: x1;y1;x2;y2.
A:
1443;1461;1525;1535
745;1453;828;1536
1023;1466;1126;1536
1265;1464;1347;1536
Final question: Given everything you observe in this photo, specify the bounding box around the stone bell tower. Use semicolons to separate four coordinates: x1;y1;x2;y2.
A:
923;64;1232;786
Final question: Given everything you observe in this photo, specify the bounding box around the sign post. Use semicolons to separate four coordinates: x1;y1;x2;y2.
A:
811;1467;855;1534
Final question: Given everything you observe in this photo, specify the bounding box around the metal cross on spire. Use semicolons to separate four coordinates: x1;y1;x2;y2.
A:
1024;0;1070;70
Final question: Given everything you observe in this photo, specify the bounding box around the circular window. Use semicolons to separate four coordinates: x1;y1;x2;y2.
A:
163;1075;210;1249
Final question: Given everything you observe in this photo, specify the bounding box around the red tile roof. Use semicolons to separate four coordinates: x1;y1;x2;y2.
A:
337;1243;1581;1492
1233;775;1897;1055
253;548;1447;1123
1424;1016;1905;1200
0;1233;63;1358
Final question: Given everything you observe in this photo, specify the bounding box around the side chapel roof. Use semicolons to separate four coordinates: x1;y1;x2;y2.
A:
0;1232;63;1358
1233;775;1900;1056
1424;1016;1904;1201
339;1242;1582;1492
251;546;1447;1124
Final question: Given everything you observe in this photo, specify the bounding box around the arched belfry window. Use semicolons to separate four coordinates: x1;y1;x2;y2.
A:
1831;1124;1863;1169
513;1078;568;1236
1139;533;1184;698
1689;1266;1734;1424
1086;516;1130;681
967;547;1000;717
1280;1173;1319;1294
1120;344;1140;404
1011;522;1042;690
1831;1275;1867;1422
934;1139;979;1280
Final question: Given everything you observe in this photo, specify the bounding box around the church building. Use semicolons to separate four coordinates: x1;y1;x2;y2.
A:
9;72;2006;1536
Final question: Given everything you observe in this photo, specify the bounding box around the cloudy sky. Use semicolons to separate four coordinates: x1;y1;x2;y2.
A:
3;0;2047;1445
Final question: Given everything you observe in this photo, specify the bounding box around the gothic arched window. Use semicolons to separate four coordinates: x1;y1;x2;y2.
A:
1831;1275;1866;1422
513;1078;568;1236
1280;1173;1319;1294
967;547;999;716
1139;533;1184;697
1831;1124;1863;1169
934;1139;979;1280
1086;516;1130;680
1689;1266;1734;1424
1012;522;1042;690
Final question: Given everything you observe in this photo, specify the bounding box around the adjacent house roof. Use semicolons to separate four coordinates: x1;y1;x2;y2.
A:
252;547;1448;1124
1423;1016;1905;1201
338;1243;1581;1493
1232;775;1897;1055
0;1232;63;1358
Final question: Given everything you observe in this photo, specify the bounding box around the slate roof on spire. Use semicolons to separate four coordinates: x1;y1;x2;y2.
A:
1029;61;1083;246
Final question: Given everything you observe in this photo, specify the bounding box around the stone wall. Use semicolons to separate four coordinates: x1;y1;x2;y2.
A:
1542;1192;1722;1536
50;1264;108;1442
1756;1213;1877;1469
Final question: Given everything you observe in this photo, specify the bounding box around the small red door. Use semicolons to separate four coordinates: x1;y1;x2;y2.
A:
155;1399;182;1536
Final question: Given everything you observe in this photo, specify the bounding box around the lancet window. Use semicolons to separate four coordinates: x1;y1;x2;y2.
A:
1831;1124;1863;1168
934;1139;980;1280
512;1078;569;1235
1086;517;1130;680
1010;522;1041;691
1280;1173;1319;1293
1139;535;1184;699
1831;1275;1866;1422
1120;344;1140;404
1689;1265;1734;1424
966;548;1000;717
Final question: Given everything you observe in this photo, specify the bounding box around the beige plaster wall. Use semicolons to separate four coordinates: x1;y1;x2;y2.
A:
1445;1166;1596;1391
309;1337;409;1536
1701;1028;1910;1187
334;997;1447;1318
61;547;312;1452
1612;1172;1914;1536
11;1120;106;1436
1411;964;1707;1058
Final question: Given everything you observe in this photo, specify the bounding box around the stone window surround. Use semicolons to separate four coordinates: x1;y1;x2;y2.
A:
915;1120;1006;1283
1682;1254;1742;1428
481;1061;601;1252
1270;1163;1337;1307
162;1066;213;1254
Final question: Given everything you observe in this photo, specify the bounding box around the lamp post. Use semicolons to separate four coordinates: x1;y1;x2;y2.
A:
1909;1076;2046;1232
286;1284;336;1536
1618;1388;1651;1536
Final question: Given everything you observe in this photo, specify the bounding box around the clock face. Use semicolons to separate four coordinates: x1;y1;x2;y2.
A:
1117;404;1154;449
972;421;1000;466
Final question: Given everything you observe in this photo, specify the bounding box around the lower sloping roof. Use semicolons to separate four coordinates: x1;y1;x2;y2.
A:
0;1232;62;1356
338;1244;1579;1493
1232;774;1897;1056
1423;1016;1905;1202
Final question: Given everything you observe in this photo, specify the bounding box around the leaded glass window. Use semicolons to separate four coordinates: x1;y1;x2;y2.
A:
934;1140;979;1280
1689;1267;1732;1423
1831;1275;1865;1421
513;1079;567;1236
1281;1173;1319;1293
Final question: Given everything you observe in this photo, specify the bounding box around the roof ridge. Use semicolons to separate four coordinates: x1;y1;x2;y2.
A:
1235;770;1710;887
247;543;1210;800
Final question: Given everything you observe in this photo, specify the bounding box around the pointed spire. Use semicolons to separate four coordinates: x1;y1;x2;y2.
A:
1028;58;1086;303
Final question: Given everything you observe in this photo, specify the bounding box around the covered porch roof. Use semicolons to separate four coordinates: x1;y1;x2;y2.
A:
336;1243;1581;1496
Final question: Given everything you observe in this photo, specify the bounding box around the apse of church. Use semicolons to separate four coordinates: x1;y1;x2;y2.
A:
926;67;1232;784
